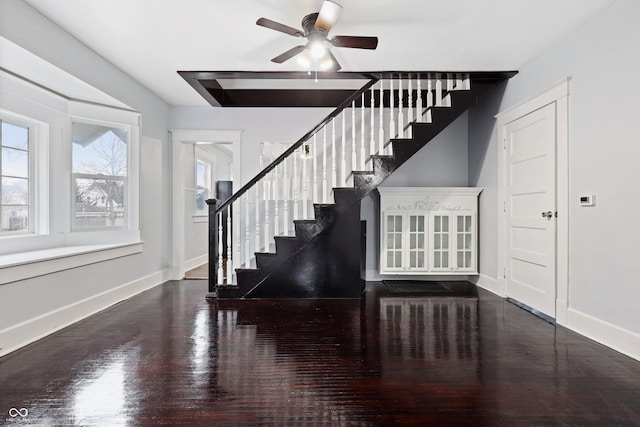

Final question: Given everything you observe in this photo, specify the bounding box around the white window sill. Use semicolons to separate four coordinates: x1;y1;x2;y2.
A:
0;242;143;285
193;215;208;223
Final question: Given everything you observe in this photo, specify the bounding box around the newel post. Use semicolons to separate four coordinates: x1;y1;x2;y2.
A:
206;198;219;299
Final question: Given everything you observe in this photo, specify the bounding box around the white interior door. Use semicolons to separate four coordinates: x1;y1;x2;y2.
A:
505;103;557;318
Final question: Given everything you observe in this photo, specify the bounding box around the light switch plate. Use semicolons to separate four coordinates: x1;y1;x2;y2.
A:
579;194;595;206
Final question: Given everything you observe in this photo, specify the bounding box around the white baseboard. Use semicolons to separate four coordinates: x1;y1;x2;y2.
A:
184;254;208;272
567;308;640;361
0;269;171;358
472;274;503;296
365;269;472;282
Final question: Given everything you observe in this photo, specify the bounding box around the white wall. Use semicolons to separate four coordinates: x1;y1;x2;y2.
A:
169;106;331;188
468;0;640;356
0;0;171;356
363;112;470;278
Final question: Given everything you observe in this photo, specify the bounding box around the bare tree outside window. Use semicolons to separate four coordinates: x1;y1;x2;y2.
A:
72;122;127;228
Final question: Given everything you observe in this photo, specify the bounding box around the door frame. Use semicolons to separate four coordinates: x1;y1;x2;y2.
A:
496;79;569;325
170;129;242;281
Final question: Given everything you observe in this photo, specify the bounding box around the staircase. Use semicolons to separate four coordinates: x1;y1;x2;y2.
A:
206;72;513;299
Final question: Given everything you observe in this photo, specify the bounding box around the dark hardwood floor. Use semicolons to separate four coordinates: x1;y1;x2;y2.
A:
1;280;640;426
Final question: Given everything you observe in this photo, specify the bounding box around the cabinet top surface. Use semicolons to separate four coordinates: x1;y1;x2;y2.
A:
378;187;483;196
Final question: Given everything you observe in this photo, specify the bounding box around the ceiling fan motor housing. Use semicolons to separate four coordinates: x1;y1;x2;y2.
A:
302;13;322;36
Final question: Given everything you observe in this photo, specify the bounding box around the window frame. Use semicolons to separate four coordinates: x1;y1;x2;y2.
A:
0;110;49;238
70;118;131;232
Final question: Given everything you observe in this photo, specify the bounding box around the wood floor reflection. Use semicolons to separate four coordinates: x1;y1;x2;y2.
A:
1;280;640;425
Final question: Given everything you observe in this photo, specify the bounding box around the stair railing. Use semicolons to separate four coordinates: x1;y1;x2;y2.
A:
208;73;471;291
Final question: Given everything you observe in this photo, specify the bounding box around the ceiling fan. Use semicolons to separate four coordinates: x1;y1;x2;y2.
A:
256;0;378;71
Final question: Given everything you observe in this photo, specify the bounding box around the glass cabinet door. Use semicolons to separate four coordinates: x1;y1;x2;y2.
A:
430;214;450;271
384;213;404;270
407;213;427;271
454;213;475;271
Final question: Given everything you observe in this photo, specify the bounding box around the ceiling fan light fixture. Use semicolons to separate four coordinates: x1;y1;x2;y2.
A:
309;39;327;59
297;50;312;68
319;54;334;70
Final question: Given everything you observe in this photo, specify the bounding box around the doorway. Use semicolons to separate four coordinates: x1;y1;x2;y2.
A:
497;80;569;324
170;130;242;281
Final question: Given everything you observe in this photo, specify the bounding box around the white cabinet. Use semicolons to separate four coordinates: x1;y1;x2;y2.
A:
379;187;482;275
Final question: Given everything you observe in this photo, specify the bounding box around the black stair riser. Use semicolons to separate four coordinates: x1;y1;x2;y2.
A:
274;236;304;256
294;220;323;241
255;253;279;270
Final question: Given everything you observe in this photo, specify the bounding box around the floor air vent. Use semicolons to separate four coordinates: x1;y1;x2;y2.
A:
382;280;449;293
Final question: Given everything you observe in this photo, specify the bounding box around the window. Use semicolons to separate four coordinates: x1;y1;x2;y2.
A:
0;67;141;283
72;121;127;229
195;157;212;216
1;118;32;234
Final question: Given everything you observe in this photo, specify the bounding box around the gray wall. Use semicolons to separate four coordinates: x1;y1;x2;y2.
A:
468;0;640;335
0;0;171;346
363;112;470;278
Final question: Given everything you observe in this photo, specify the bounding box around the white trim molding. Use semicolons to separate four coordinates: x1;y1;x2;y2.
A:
170;129;242;280
0;242;143;285
472;274;502;296
0;268;169;358
497;78;570;324
567;308;640;361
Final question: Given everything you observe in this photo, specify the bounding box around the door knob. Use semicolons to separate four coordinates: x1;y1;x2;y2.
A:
541;211;553;218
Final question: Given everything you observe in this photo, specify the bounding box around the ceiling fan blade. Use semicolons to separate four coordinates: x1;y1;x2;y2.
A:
327;50;342;71
271;45;307;63
256;17;304;37
315;0;342;33
331;36;378;50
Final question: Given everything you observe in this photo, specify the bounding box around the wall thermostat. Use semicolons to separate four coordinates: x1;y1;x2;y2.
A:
579;194;595;206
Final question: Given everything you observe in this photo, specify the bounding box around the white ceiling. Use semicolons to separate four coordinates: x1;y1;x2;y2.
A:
23;0;615;106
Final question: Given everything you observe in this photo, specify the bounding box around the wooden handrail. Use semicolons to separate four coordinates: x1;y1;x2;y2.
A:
214;74;379;214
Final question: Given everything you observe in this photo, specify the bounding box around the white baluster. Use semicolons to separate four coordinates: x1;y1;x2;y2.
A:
389;77;396;148
226;205;232;284
255;184;260;253
293;148;299;219
341;113;346;186
322;126;328;203
370;86;375;158
378;80;384;155
360;93;365;170
312;134;318;203
302;144;308;219
426;75;433;123
351;101;357;177
456;73;463;91
435;74;443;107
416;77;423;123
463;72;471;90
331;119;336;191
407;75;413;138
444;73;452;107
398;75;404;138
273;164;279;237
217;212;224;284
244;194;250;266
283;155;289;236
263;173;270;251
